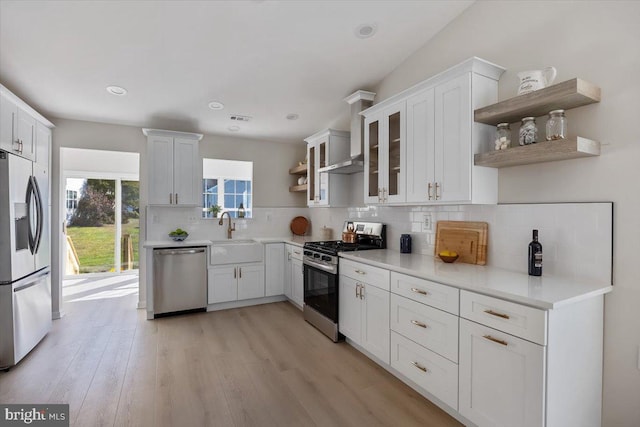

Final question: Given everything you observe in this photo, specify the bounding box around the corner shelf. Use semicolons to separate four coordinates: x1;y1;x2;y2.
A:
289;164;308;175
474;137;600;168
289;184;308;193
474;78;600;125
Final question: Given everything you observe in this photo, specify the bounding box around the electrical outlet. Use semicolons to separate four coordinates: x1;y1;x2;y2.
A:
265;212;272;222
422;213;432;232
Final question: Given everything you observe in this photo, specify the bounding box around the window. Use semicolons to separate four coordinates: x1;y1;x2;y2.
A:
202;159;253;218
66;189;78;210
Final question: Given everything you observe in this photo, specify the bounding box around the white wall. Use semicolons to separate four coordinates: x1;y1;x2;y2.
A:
369;1;640;425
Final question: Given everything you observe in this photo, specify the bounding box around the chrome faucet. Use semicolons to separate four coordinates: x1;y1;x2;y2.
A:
218;211;236;239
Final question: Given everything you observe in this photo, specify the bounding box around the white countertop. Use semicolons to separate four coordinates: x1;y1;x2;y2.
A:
253;235;321;247
144;235;321;249
339;250;612;310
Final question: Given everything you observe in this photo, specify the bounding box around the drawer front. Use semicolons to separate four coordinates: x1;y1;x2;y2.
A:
390;294;459;362
391;272;459;315
340;258;390;291
289;245;304;261
460;291;547;345
390;331;458;410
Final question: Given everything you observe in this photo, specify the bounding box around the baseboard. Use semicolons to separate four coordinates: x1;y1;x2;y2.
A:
137;300;146;309
207;295;287;312
52;310;64;320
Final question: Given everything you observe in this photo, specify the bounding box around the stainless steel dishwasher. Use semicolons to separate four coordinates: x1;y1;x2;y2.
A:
153;246;207;317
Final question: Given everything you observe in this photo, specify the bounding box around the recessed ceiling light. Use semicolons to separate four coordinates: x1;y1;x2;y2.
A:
355;23;377;39
106;85;127;96
286;113;299;121
208;101;224;110
228;125;240;132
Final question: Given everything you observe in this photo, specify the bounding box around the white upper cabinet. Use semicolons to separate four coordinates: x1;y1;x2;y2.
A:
305;129;350;207
362;57;504;205
144;129;202;206
1;86;53;162
364;102;406;204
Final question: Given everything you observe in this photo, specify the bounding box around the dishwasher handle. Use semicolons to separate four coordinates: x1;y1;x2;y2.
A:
154;248;206;256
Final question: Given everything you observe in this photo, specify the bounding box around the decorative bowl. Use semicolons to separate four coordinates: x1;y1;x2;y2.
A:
438;253;459;263
169;234;188;242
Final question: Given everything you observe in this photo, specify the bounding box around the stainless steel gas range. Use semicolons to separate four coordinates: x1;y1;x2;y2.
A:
302;221;386;342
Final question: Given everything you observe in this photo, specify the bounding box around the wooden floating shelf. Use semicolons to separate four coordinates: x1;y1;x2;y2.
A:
474;137;600;168
289;164;308;175
474;78;601;125
289;184;308;192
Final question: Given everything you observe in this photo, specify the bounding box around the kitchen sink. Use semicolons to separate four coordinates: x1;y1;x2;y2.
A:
210;239;263;265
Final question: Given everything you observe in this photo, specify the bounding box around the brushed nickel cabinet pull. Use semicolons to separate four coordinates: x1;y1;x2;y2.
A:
435;182;441;200
411;361;428;373
484;309;510;319
360;285;364;300
169;193;172;204
175;193;178;204
355;269;366;275
483;335;508;346
355;283;360;298
411;320;427;328
234;267;237;279
428;182;433;200
239;267;242;279
410;287;428;296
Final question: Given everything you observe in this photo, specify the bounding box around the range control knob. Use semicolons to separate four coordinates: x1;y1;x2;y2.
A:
303;251;312;257
321;255;331;262
313;253;321;258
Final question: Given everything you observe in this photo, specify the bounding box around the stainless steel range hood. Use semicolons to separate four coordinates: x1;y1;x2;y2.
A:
318;90;375;174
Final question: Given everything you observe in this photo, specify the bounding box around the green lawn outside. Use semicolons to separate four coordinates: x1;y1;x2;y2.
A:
67;218;139;274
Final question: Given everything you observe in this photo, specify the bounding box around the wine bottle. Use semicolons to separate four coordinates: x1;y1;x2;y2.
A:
528;229;543;276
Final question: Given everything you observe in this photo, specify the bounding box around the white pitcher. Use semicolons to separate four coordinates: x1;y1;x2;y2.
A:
517;66;557;95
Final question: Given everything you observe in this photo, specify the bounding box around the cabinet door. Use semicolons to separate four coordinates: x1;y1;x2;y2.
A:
283;246;293;299
338;275;361;343
364;113;383;204
316;139;329;206
173;137;199;206
459;319;545;427
265;243;284;297
0;94;18;152
406;88;435;203
361;283;390;363
16;107;36;161
291;258;304;307
148;136;175;205
434;73;472;203
383;103;406;204
35;122;51;169
237;264;265;300
208;266;237;304
307;143;316;206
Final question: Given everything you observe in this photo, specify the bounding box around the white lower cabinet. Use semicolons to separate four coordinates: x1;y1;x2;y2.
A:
207;263;264;304
338;274;390;364
287;245;304;308
265;243;284;297
390;331;459;410
459;318;545;427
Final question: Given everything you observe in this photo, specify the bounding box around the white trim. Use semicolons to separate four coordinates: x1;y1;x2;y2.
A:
142;128;203;141
0;83;55;128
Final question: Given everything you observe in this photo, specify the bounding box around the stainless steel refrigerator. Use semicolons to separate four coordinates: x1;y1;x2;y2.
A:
0;149;51;370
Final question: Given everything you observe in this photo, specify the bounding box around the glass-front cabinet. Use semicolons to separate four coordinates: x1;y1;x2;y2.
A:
305;129;350;207
364;102;406;204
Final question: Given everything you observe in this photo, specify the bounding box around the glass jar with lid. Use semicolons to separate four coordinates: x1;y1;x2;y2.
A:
546;109;567;141
494;123;511;150
519;117;538;145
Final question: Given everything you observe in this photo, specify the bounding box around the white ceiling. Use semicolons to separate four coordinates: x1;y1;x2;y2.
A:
0;0;473;143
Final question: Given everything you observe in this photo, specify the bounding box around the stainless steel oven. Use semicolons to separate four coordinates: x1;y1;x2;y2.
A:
303;253;339;341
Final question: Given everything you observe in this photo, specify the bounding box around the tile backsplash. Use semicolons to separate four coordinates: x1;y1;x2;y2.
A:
147;202;612;283
308;203;613;283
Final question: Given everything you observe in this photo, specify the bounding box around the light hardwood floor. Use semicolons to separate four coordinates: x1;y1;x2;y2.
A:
0;276;462;427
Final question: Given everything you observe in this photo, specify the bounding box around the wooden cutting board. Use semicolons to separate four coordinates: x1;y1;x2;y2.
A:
435;221;488;265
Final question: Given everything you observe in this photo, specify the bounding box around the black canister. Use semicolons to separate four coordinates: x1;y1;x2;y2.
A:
400;234;412;254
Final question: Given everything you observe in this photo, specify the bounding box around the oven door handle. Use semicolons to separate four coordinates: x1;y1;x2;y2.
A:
303;258;337;274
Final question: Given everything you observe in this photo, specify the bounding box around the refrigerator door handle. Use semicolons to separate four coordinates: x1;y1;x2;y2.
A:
32;176;43;253
25;176;36;254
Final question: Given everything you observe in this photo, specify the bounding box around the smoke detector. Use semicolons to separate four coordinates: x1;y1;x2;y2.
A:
106;85;127;96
